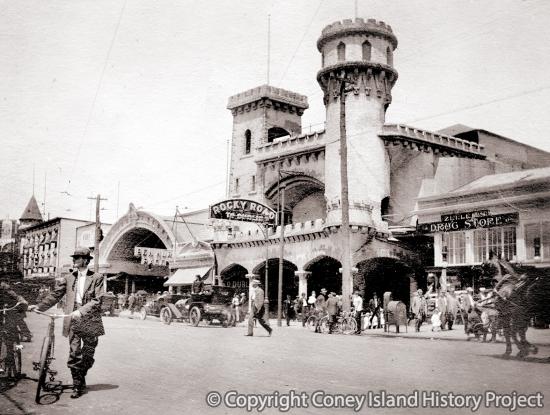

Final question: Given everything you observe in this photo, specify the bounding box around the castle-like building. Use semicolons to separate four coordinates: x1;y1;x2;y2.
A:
96;17;550;306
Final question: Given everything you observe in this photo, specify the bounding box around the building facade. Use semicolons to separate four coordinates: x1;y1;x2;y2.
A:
19;217;92;278
416;167;550;290
96;17;550;308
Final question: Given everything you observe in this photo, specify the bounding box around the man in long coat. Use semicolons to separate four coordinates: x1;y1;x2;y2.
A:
30;247;105;398
246;280;272;336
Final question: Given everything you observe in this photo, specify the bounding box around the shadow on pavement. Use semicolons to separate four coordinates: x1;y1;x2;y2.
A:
87;383;119;392
484;353;550;364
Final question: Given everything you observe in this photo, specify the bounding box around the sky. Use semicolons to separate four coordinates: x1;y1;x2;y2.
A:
1;0;549;225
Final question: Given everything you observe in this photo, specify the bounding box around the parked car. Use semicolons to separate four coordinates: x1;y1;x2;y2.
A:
187;285;235;328
139;293;185;321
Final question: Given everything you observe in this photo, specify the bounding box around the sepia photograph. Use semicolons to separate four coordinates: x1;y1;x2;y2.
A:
1;1;549;414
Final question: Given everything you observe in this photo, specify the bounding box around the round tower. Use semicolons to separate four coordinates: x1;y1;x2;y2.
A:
317;18;398;228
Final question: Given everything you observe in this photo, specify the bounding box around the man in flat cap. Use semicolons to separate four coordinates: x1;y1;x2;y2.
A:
29;247;106;398
246;279;272;337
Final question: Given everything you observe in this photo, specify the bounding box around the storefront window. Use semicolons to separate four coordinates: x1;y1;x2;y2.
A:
442;231;466;264
473;226;516;262
525;221;550;260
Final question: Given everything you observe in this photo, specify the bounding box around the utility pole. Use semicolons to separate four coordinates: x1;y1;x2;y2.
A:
339;76;353;312
88;194;108;290
277;183;286;327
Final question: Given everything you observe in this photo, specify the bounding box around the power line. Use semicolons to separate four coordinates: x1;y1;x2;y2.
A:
405;85;550;124
68;0;128;190
277;0;324;85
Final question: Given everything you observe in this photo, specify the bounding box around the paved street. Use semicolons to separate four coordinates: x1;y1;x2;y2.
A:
2;312;549;415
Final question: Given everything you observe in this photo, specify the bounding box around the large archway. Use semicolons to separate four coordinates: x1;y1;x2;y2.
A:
220;263;249;295
253;258;298;313
356;257;414;308
264;174;326;224
99;205;177;295
304;256;342;297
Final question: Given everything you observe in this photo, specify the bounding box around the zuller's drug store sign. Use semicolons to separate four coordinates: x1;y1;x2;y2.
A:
417;210;519;233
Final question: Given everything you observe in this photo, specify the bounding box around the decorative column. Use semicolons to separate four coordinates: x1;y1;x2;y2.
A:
294;271;311;296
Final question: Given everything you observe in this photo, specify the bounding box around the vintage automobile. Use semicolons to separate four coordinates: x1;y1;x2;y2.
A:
139;293;185;321
187;285;235;328
100;292;118;316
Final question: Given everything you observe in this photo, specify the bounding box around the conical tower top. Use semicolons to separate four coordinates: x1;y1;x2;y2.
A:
19;195;43;228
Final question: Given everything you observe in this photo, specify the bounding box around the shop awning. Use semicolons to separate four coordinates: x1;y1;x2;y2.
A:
163;266;211;286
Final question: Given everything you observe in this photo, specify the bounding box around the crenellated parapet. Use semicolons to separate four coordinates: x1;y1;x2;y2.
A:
317;18;398;51
317;62;398;105
227;84;309;116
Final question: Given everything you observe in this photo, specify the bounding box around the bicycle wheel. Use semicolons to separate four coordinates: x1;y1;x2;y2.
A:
35;336;51;404
341;317;357;335
319;316;330;334
306;315;317;331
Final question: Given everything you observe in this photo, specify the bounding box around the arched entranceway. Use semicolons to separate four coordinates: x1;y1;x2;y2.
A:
220;263;249;295
253;259;298;313
356;257;414;308
264;174;326;224
106;227;170;294
304;256;342;296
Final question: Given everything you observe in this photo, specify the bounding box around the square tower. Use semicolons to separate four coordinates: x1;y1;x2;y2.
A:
226;85;308;203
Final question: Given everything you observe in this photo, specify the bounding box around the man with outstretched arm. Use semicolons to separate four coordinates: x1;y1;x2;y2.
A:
29;247;105;399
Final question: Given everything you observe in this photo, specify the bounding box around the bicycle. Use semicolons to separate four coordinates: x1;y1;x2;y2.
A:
0;302;24;381
32;309;71;404
318;311;357;335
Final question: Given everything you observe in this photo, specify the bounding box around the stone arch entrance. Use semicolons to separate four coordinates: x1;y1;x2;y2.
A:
99;204;177;294
356;257;415;308
220;263;249;295
252;258;298;312
304;255;342;296
264;175;326;223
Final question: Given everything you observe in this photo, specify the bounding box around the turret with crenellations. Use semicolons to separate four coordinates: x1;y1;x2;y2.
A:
317;18;398;229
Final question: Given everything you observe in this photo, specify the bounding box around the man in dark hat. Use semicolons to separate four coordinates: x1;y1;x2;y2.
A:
246;279;272;337
29;247;106;398
192;274;204;294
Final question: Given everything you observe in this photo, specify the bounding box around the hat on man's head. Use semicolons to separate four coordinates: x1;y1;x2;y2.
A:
417;289;423;294
71;247;93;259
251;279;261;285
466;287;474;292
479;287;486;292
320;288;327;293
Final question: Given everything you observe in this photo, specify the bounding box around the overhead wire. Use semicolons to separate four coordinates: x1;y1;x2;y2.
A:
67;0;128;191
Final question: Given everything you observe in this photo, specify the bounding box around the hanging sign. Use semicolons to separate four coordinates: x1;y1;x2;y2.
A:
209;199;276;225
417;212;519;233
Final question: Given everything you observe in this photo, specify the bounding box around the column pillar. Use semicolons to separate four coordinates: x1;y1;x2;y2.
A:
294;271;311;297
131;280;135;294
339;266;359;309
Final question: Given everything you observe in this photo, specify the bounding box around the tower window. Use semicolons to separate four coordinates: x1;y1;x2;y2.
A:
235;178;239;193
244;129;251;154
267;127;290;143
251;175;256;191
362;40;371;61
337;42;346;61
386;46;393;66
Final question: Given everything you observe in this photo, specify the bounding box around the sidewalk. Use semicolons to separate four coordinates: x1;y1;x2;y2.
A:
361;324;550;347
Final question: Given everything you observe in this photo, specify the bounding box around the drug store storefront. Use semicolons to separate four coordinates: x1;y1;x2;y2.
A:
415;167;550;290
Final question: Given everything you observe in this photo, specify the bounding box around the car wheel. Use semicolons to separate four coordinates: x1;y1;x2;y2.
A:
160;307;172;325
189;306;201;327
139;307;147;320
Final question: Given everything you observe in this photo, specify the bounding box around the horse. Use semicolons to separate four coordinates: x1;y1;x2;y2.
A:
483;257;548;358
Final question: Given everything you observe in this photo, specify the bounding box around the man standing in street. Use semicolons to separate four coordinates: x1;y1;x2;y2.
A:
314;288;327;333
410;289;427;332
353;291;364;334
326;292;339;334
246;280;272;337
368;292;381;329
29;247;105;399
